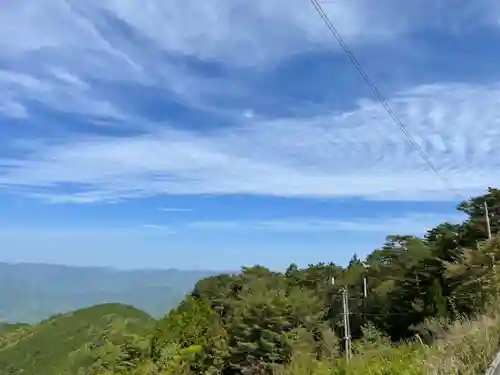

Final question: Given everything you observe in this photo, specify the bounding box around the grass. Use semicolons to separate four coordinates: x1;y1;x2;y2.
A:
281;307;500;375
423;312;500;375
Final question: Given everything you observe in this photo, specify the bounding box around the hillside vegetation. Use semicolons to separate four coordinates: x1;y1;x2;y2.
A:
0;303;154;375
4;188;500;374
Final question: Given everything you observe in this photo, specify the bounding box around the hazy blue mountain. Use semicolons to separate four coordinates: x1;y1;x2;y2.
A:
0;262;218;323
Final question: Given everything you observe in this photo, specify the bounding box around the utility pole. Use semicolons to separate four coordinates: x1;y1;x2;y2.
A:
337;276;367;363
485;201;492;240
342;288;351;362
363;276;368;298
484;201;499;300
484;201;495;266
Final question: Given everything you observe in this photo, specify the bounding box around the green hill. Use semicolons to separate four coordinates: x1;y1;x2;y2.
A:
4;189;500;375
0;303;154;375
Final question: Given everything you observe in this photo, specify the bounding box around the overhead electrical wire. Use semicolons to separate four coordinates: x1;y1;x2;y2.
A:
309;0;453;190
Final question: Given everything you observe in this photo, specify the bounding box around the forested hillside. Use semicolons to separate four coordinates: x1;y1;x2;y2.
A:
0;303;154;375
3;188;500;374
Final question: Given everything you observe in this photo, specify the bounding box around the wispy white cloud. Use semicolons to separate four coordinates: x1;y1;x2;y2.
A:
0;68;125;120
141;224;176;234
67;0;500;66
1;0;500;203
185;212;465;235
1;0;499;119
1;82;500;202
0;0;407;65
1;212;464;237
0;101;28;119
158;207;193;213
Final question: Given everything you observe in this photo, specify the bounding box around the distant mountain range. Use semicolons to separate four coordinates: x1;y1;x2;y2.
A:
0;262;218;323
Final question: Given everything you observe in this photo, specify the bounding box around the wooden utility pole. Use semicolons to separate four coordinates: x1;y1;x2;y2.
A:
363;276;368;298
485;201;492;240
484;201;499;300
337;275;368;362
484;201;495;266
342;288;351;362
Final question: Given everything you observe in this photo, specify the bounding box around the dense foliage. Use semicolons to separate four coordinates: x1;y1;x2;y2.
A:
3;188;500;374
146;188;500;374
0;303;154;375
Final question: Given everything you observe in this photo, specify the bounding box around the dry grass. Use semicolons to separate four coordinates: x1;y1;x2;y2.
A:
424;311;500;374
281;308;500;375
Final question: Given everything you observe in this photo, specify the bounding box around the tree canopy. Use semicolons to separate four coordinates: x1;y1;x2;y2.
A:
4;188;500;374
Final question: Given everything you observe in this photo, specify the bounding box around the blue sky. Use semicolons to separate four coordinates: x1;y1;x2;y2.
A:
1;0;499;270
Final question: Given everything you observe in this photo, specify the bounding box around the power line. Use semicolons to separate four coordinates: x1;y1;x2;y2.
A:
309;0;453;190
